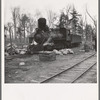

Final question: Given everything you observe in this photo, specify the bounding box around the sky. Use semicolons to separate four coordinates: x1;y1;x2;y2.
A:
4;0;98;26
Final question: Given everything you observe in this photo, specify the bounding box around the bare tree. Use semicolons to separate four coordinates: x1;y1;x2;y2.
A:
4;25;8;47
86;9;97;27
4;25;8;36
35;9;42;20
46;9;57;28
85;8;97;50
20;14;29;42
86;8;97;37
27;17;36;36
7;22;13;53
11;7;20;40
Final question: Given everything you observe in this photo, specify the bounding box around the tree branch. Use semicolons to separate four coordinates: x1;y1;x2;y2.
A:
86;8;96;27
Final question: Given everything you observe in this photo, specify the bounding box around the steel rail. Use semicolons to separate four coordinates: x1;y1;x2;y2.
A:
71;62;97;83
40;53;96;83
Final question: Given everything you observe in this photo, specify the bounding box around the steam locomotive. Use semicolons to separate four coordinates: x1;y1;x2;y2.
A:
28;18;81;53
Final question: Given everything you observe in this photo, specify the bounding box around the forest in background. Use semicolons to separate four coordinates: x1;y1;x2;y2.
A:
4;5;97;49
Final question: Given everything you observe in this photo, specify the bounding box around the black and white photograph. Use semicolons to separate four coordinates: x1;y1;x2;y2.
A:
2;0;99;100
4;0;98;84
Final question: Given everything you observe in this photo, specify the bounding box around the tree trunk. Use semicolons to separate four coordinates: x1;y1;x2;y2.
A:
12;30;14;41
24;26;25;43
14;24;17;41
9;28;13;55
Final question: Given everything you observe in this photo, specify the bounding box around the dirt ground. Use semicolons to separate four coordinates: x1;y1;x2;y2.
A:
5;46;97;83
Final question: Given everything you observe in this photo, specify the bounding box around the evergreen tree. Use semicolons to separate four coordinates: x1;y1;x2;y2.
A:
70;7;81;34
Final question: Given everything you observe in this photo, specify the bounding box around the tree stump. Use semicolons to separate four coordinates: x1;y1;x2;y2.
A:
39;51;56;61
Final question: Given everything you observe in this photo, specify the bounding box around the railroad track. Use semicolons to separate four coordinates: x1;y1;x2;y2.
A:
39;53;96;83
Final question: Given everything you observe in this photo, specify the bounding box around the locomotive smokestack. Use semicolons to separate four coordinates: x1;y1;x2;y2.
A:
38;18;46;30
